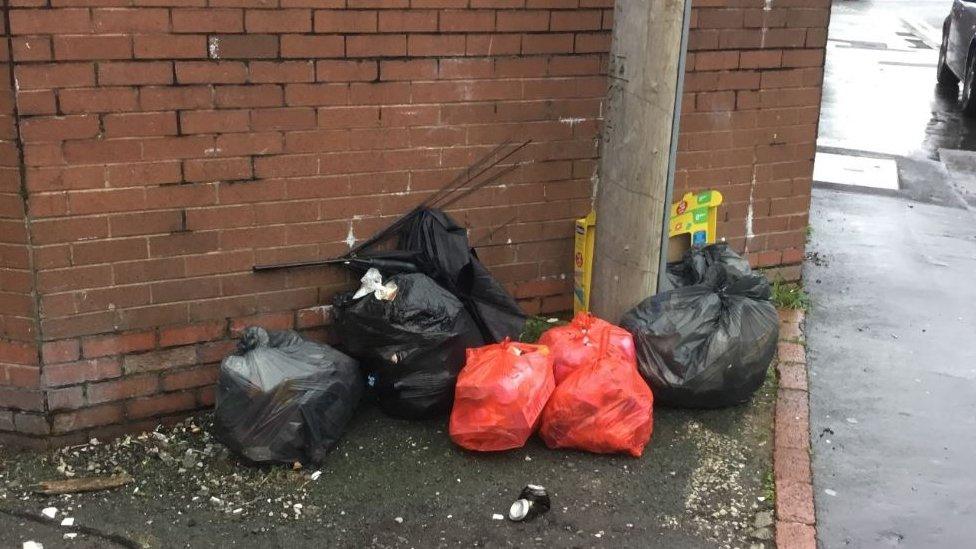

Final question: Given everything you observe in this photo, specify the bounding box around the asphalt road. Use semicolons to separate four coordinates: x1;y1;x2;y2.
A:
808;1;976;546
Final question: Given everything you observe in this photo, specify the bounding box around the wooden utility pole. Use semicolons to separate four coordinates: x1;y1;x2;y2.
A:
589;0;691;322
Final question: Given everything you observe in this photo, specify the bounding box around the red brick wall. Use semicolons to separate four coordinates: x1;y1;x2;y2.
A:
0;10;43;441
0;0;825;442
677;0;826;278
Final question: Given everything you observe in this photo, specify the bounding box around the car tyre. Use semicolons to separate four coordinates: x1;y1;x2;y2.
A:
938;23;960;90
962;53;976;116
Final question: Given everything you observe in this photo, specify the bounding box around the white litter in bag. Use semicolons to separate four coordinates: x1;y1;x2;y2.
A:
352;268;398;301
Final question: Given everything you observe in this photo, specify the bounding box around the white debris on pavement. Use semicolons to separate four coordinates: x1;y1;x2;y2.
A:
63;533;78;540
310;471;322;481
825;489;838;497
491;513;504;521
40;507;57;519
845;418;858;424
60;517;74;526
23;542;43;549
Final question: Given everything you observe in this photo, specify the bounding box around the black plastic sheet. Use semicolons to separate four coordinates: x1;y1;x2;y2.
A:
334;272;485;419
213;327;364;464
352;208;526;343
665;242;753;289
621;246;779;408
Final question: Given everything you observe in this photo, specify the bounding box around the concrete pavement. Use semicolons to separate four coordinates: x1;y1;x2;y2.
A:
809;0;976;546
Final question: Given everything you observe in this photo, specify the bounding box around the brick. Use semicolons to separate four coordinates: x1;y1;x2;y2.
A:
778;341;805;363
409;34;465;56
1;388;45;412
20;115;100;143
161;364;218;391
15;62;94;90
159;321;226;347
149;230;219;257
280;35;344;58
52;404;123;433
777;360;807;391
17;91;58;115
106;161;183;187
72;237;148;264
83;331;156;358
104;112;178;137
247;8;312;32
466;33;521;55
172;8;244;32
10;9;91;35
314;59;376;82
497;10;549;31
12;36;52;62
88;374;159;405
378;10;437;32
14;412;50;435
775;522;816;549
574;31;610;53
348;34;407;57
99;61;174;85
180;109;251;134
230;311;293;335
249;61;315;83
1;364;40;387
141;86;215;111
315;9;377;32
251;107;316;130
48;386;85;411
775;388;810;451
53;35;132;61
134;35;208;59
380;59;436;81
183;157;253;182
296;305;333;328
774;445;811;486
210;34;279;59
522;33;574;54
776;481;815;525
216;84;284;108
60;87;138;113
123;346;197;374
285;83;349;106
551;10;602;31
93;8;170;32
41;339;80;364
125;390;198;419
173;62;244;85
439;9;495;32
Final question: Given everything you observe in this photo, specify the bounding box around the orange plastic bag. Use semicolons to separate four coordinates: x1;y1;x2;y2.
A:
449;340;555;452
539;332;653;457
539;312;637;385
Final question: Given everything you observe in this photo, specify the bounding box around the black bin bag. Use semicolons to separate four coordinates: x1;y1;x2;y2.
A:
334;272;485;419
213;326;364;464
666;242;752;289
620;245;779;408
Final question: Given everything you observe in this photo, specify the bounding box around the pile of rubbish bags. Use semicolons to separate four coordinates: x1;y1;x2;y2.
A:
213;242;778;465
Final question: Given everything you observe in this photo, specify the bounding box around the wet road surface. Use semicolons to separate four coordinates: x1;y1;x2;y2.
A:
818;0;976;159
809;0;976;547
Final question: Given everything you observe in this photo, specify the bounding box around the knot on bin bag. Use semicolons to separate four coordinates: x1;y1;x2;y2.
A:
238;326;270;352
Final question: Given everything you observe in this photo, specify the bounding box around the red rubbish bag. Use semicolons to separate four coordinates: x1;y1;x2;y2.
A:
539;332;653;457
449;340;555;452
539;312;637;385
